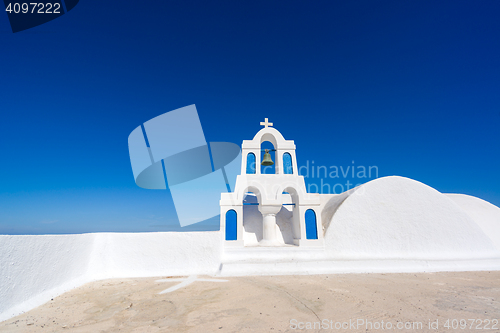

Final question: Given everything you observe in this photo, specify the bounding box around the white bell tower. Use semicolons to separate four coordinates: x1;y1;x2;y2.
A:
220;118;324;248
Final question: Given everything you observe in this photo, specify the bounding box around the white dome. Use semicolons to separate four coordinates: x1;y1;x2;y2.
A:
446;193;500;251
323;176;499;259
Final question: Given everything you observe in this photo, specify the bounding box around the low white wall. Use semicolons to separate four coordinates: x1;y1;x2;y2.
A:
0;231;222;322
88;232;222;280
0;234;95;322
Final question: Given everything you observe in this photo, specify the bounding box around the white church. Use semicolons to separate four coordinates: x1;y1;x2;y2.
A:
215;118;500;277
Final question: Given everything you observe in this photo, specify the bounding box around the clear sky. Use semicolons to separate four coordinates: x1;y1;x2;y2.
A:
1;0;499;234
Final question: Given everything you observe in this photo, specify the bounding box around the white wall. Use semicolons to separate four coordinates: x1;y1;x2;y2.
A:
88;232;222;280
0;231;221;322
0;234;95;322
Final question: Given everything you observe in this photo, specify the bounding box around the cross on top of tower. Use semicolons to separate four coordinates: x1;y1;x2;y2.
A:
260;118;273;128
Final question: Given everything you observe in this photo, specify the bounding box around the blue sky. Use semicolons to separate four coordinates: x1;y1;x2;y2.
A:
1;0;499;234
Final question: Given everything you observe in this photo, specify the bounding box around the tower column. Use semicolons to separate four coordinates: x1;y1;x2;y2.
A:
263;213;277;241
258;205;282;246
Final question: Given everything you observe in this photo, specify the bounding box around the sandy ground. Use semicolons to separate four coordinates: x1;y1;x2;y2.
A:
1;271;499;332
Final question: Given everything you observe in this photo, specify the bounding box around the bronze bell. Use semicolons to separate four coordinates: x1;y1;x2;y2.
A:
261;149;274;166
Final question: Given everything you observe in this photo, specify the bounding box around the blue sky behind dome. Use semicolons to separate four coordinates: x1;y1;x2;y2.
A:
1;0;499;234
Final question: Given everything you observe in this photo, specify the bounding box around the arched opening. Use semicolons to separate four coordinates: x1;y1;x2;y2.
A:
260;141;276;174
283;152;293;174
281;186;301;244
274;190;296;245
242;190;263;246
225;210;237;241
305;209;318;240
246;152;256;174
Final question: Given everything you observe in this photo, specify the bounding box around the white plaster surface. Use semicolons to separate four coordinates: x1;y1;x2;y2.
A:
87;232;221;280
0;234;94;323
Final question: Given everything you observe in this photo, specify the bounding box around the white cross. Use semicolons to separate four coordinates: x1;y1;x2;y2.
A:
260;118;273;128
155;275;228;294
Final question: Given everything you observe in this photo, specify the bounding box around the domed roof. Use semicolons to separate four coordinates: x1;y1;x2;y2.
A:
323;176;499;259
